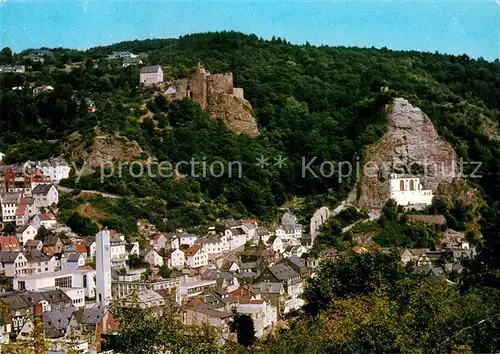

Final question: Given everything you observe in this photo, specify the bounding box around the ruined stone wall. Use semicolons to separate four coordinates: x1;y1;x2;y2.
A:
190;65;208;108
233;87;244;99
209;73;234;95
175;79;189;100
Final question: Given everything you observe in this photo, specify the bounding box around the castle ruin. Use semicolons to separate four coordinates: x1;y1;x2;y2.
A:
165;63;245;108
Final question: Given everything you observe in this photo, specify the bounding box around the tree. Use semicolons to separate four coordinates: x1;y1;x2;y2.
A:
1;222;16;235
158;265;171;279
229;310;256;348
35;226;54;242
0;47;13;64
303;251;412;316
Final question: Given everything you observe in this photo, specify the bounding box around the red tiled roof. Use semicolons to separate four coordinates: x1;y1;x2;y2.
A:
0;236;20;250
76;244;87;253
39;213;55;221
78;265;94;270
229;286;256;300
15;205;26;216
185;244;202;257
241;219;258;225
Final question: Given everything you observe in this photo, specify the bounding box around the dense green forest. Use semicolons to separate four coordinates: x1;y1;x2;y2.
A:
1;31;500;353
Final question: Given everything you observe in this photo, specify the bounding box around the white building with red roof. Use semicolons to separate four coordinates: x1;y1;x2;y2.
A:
185;244;208;268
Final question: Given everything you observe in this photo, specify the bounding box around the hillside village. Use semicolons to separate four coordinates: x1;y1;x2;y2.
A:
0;153;476;352
0;33;498;353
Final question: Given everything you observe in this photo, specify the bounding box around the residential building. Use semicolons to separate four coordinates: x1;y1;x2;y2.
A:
180;277;217;300
255;263;304;313
111;51;137;59
32;184;58;209
184;306;233;345
267;235;284;253
31;213;57;229
201;236;225;255
166;248;185;269
109;230;128;268
0;251;27;277
15;204;29;226
279;212;303;241
1;192;21;223
0;65;25;73
126;241;139;257
42;237;63;256
33;85;54;95
0;236;20;251
16;224;37;246
225;228;246;250
139;65;163;85
61;253;86;270
84;238;97;260
35;158;71;184
283;245;307;259
141;247;163;267
179;233;198;247
236;297;277;337
152;233;168;250
0;250;54;277
24;239;43;251
185;244;208;268
122;58;143;67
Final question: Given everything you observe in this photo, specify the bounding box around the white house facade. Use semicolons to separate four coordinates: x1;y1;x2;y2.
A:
389;174;434;206
139;65;163;85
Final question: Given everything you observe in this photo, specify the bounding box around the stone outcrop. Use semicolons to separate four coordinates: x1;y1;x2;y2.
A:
356;98;462;211
207;92;259;137
65;132;145;175
165;63;260;137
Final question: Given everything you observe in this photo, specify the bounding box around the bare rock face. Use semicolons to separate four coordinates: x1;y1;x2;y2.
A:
357;98;460;211
207;92;259;137
65;132;145;175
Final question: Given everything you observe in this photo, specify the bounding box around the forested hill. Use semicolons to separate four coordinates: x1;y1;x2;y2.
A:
1;31;499;235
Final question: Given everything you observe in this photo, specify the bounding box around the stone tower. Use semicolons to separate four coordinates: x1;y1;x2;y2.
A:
191;62;208;109
96;228;112;307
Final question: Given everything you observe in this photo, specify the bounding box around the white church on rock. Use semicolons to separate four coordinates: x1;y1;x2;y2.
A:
388;173;434;206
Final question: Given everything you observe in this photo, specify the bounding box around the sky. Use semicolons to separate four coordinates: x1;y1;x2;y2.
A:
0;1;499;61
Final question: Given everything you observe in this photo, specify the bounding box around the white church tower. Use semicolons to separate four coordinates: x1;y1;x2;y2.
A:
96;228;112;307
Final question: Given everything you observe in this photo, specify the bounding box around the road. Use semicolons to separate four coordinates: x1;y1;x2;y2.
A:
56;185;122;199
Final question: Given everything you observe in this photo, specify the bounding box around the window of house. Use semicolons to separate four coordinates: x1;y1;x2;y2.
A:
55;276;72;288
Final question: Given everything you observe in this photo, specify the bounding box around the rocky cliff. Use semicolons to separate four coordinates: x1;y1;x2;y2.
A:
207;92;259;137
354;98;467;211
64;132;146;175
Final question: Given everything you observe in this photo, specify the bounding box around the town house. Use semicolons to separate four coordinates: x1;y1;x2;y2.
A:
1;192;21;223
35;158;71;185
166;248;185;269
16;224;37;245
185;244;208;268
255;263;304;313
0;236;20;251
110;231;129;268
141;247;164;267
42;237;63;256
31;184;59;209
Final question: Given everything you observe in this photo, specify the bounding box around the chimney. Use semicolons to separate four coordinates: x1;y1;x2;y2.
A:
33;302;42;317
